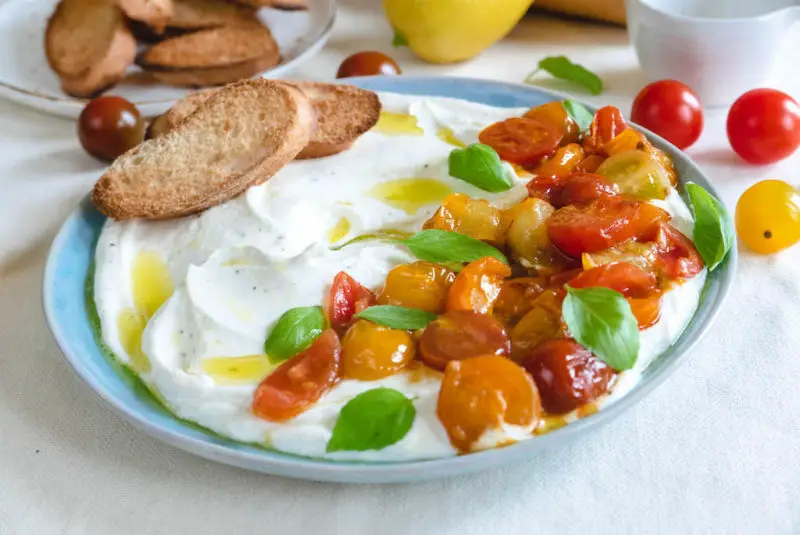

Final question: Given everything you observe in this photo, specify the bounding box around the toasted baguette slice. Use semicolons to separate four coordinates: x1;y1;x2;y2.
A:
168;0;258;30
147;82;381;158
137;24;280;87
46;0;136;96
93;80;314;220
117;0;174;33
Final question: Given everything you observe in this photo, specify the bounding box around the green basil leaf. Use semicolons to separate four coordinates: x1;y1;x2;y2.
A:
562;99;594;131
264;306;325;364
686;182;734;271
400;229;508;265
448;143;514;193
327;388;416;452
562;286;639;371
392;28;409;47
526;56;603;95
355;305;436;330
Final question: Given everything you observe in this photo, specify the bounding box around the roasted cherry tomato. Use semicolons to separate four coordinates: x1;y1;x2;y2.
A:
252;330;341;422
531;143;585;176
596;150;670;200
509;289;566;359
631;80;704;150
603;128;646;156
326;271;375;330
628;295;663;330
727;89;800;164
78;96;145;162
423;193;508;246
522;338;615;414
479;117;563;167
523;101;580;144
654;223;704;279
526;172;619;208
641;139;679;186
505;197;571;274
341;320;415;380
573;154;606;173
581;240;659;272
377;261;455;313
548;198;671;257
419;311;510;371
735;179;800;254
568;261;658;298
584;106;627;154
437;355;541;453
446;257;511;314
336;51;401;78
493;277;547;326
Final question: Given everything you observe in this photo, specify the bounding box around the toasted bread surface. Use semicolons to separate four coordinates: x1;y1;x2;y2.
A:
146;54;280;87
146;88;216;138
93;79;314;220
117;0;173;32
168;0;257;29
59;23;136;97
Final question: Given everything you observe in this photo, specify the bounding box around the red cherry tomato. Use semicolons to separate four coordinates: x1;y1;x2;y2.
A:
628;295;663;330
726;89;800;164
568;261;658;298
527;172;619;208
584;106;627;154
479;117;563;167
654;223;704;279
631;80;704;150
326;272;375;331
419;311;510;371
252;330;341;422
336;51;401;78
78;96;145;162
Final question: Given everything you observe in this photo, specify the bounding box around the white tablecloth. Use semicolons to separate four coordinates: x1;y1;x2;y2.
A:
2;2;799;533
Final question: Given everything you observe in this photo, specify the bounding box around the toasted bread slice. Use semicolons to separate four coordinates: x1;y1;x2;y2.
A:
234;0;307;9
46;0;136;96
93;80;314;220
168;0;258;30
137;24;280;87
117;0;173;33
147;82;381;158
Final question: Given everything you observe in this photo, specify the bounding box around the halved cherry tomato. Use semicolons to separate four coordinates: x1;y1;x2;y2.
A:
505;197;572;274
446;257;511;314
584;106;627;154
581;239;659;272
596;150;670;200
603;128;646;156
548;198;670;257
326;272;375;331
526;172;619;209
568;261;657;298
654;223;704;280
479;117;563;167
493;277;547;326
532;143;585;176
423;193;508;246
509;289;566;359
573;154;606;173
437;355;541;453
341;320;415;380
523;101;580;143
252;330;341;422
521;338;615;414
377;261;455;313
628;295;662;330
419;311;510;371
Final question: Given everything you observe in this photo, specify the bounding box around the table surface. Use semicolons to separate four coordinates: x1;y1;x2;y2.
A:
2;1;799;534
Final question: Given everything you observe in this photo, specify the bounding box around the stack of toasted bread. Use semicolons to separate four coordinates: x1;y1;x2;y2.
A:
46;0;302;98
93;79;382;220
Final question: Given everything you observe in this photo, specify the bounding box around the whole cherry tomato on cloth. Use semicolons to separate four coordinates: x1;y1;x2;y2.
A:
726;89;800;164
78;96;144;162
736;180;800;254
337;51;401;78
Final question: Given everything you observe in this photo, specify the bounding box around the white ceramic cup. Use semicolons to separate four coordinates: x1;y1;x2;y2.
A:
625;0;800;108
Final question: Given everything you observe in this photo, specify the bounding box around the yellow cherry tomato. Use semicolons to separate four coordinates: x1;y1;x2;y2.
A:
735;180;800;254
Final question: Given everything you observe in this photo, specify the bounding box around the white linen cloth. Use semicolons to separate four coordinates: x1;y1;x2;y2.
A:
1;1;799;533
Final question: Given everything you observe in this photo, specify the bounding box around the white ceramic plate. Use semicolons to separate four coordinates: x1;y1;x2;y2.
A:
0;0;336;118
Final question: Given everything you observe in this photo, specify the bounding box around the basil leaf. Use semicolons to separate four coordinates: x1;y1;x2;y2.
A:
392;28;409;47
562;99;593;131
355;305;436;330
526;56;603;95
400;229;508;265
562;286;639;371
264;306;325;364
327;388;416;453
686;182;734;271
448;143;514;193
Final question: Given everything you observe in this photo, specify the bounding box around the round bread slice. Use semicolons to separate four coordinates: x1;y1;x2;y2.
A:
117;0;174;33
146;88;216;138
92;79;314;220
168;0;258;30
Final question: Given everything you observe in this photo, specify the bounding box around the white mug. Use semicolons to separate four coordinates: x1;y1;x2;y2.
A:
625;0;800;108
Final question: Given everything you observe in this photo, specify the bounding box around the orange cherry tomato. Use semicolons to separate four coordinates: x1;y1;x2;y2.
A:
341;320;415;380
567;261;658;298
573;153;606;173
603;128;646;156
628;295;663;330
584;106;627;154
509;288;567;359
548;198;671;257
654;223;704;280
423;193;508;246
326;272;375;331
437;355;541;453
446;257;511;314
526;172;619;208
252;330;341;422
521;338;615;414
532;143;585;176
419;311;510;371
479;117;563;167
493;277;547;326
523;101;580;143
377;261;455;313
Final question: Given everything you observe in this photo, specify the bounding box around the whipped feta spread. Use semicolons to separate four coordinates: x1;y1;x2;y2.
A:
94;93;706;461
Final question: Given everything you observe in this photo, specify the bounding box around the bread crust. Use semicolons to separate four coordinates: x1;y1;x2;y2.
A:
167;0;258;30
117;0;174;33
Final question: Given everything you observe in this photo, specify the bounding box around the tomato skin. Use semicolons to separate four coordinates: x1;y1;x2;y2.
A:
522;338;615;414
446;257;512;314
527;173;618;208
341;320;415;380
252;330;341;422
568;261;658;298
493;277;547;326
573;154;606;173
423;193;508;246
727;89;800;164
419;311;510;371
377;261;455;313
479;117;563;167
326;272;375;331
336;51;401;78
584;106;627;154
523;101;580;143
631;80;704;150
735;179;800;254
532;143;585;176
628;295;663;330
654;223;704;279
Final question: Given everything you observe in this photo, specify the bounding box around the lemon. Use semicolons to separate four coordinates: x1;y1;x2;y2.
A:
384;0;534;64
